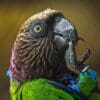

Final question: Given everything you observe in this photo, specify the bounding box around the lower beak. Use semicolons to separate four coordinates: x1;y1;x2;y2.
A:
54;35;67;50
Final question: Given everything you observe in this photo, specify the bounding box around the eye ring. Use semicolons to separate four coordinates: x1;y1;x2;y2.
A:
30;20;47;38
34;25;42;33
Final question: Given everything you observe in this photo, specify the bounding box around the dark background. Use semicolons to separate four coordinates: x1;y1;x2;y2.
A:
0;0;100;99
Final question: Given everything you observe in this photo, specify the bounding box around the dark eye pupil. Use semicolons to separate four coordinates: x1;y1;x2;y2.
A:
36;26;40;31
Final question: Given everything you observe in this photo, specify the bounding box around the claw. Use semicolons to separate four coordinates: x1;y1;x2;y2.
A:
65;38;91;75
79;48;91;65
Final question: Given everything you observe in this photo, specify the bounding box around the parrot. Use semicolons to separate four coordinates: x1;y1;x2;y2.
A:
7;8;100;100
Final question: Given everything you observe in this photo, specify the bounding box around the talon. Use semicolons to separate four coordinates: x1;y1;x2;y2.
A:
79;48;91;64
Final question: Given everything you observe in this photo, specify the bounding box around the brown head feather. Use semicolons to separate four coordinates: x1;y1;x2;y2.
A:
14;9;68;81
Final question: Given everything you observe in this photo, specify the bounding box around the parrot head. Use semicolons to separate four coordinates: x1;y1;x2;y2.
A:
13;9;78;81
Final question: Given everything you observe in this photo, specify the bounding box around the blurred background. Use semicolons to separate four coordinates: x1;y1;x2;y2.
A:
0;0;100;99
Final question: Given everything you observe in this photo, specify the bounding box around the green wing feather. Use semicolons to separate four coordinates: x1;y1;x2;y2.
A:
77;75;96;96
77;72;100;100
89;93;100;100
10;78;100;100
10;79;74;100
20;79;74;100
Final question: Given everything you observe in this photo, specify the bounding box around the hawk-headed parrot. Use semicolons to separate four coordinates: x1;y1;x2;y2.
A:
7;8;100;100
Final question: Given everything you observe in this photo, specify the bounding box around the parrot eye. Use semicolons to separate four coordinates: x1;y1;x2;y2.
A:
30;21;47;38
34;25;42;33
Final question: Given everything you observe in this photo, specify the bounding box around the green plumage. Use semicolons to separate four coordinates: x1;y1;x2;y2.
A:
77;73;100;100
77;74;96;96
10;78;100;100
89;93;100;100
10;79;75;100
21;79;74;100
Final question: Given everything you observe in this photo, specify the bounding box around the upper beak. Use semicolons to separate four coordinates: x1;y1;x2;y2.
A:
53;18;78;50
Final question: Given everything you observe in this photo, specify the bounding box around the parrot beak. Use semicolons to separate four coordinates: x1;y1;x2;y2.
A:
53;18;78;51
